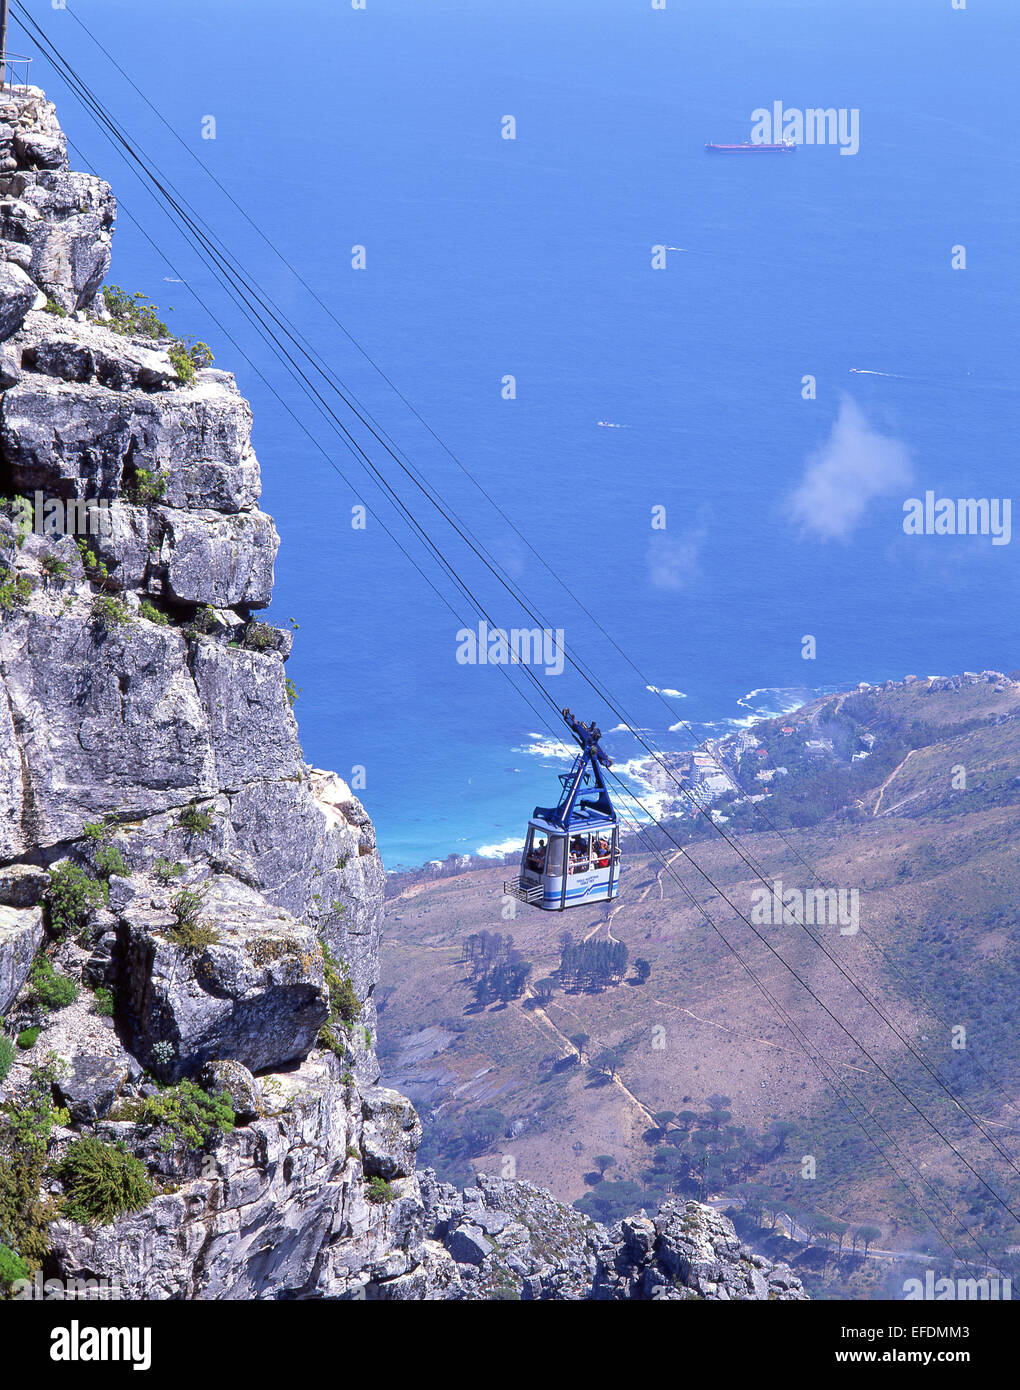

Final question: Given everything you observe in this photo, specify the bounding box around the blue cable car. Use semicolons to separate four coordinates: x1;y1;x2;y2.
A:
505;708;621;911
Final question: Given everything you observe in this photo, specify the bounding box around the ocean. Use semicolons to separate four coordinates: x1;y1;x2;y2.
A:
26;0;1020;867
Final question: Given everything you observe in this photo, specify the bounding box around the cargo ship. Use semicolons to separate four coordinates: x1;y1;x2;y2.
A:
705;140;796;152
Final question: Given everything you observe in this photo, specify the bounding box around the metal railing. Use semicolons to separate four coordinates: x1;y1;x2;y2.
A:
0;53;32;94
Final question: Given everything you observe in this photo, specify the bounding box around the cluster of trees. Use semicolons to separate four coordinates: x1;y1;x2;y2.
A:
417;1105;509;1188
462;932;533;1005
557;936;628;993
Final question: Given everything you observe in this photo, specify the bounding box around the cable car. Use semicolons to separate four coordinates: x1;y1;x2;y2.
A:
504;708;621;911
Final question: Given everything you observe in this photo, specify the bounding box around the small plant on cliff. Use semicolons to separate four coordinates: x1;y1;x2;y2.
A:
39;551;70;581
165;886;219;953
58;1137;154;1227
42;296;67;317
285;677;300;707
178;802;214;835
28;954;79;1012
0;1244;29;1295
366;1176;396;1205
76;539;110;585
167;340;213;386
92;986;116;1018
0;1037;13;1084
139;599;170;626
16;1027;39;1050
84;820;129;880
241;620;276;653
103;285;171;339
90;593;134;635
322;943;360;1026
0;1059;66;1273
125;468;166;505
153;858;185;885
149;1041;176;1073
141;1079;234;1153
45;863;104;941
0;568;34;613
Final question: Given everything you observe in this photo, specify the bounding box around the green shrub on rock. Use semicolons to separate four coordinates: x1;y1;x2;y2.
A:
367;1176;396;1205
58;1137;154;1226
178;803;214;835
0;1244;29;1293
45;863;104;941
141;1080;234;1153
0;1037;13;1084
28;955;78;1012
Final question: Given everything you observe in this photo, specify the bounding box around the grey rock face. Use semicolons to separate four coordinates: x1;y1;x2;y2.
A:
0;903;43;1014
119;874;330;1082
160;508;278;608
417;1172;808;1301
47;1055;433;1300
1;369;262;514
360;1086;422;1179
0;260;43;341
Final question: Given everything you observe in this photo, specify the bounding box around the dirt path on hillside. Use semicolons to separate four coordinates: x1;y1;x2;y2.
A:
872;749;917;815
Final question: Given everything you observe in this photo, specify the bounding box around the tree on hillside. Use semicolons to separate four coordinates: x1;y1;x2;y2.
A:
594;1047;622;1080
633;958;651;984
533;977;556;1006
594;1154;616;1177
569;1031;589;1058
857;1224;882;1261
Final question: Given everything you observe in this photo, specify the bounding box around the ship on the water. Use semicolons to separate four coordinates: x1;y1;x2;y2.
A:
705;140;796;152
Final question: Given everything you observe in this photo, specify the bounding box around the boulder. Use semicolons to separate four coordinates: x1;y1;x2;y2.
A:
0;903;44;1014
0;864;48;908
0;260;43;340
161;508;278;608
445;1225;493;1266
119;875;330;1081
201;1059;262;1120
360;1086;422;1179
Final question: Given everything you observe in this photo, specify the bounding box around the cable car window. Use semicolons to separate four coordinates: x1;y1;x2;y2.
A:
545;836;565;876
568;834;590;874
611;829;620;860
526;831;547;874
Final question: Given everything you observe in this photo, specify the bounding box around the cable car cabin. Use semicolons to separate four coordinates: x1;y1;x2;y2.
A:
505;709;621;911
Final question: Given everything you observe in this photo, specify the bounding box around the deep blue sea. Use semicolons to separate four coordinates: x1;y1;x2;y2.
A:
23;0;1020;866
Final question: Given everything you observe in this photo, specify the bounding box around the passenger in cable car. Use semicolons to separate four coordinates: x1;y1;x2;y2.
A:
594;837;611;868
527;835;547;873
569;835;590;873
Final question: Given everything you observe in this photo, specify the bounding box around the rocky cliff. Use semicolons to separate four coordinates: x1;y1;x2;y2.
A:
0;89;804;1302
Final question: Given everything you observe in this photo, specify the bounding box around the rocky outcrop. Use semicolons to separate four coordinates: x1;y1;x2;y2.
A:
418;1172;807;1300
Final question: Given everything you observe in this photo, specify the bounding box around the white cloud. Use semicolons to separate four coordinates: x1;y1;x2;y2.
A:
646;530;703;590
787;395;913;541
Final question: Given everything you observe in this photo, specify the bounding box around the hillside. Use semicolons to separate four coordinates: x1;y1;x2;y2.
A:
380;672;1020;1295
